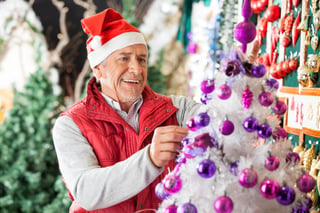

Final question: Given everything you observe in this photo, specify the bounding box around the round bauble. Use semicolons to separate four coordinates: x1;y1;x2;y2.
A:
177;202;197;213
219;119;235;135
260;179;280;199
239;168;258;188
276;185;296;205
163;175;182;194
264;155;280;171
217;84;232;100
296;173;316;193
243;116;259;132
214;196;234;213
197;159;216;178
200;79;215;94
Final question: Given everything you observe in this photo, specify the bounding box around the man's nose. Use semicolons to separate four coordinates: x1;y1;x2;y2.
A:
129;58;143;74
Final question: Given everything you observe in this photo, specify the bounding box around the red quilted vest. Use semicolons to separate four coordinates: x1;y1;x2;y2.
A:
62;77;178;213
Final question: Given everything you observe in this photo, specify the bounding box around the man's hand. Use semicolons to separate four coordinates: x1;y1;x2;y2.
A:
149;125;189;168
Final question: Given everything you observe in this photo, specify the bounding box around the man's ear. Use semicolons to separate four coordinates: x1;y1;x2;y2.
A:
93;66;102;78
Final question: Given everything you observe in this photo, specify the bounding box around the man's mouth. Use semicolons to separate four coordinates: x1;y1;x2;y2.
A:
123;79;140;84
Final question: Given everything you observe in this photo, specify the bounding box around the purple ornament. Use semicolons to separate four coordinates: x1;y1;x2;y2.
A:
219;119;234;135
214;196;234;213
252;64;267;78
239;168;258;188
200;79;215;94
217;84;232;100
242;117;259;132
266;78;279;90
264;155;280;171
197;159;216;178
225;60;241;76
177;202;197;213
272;127;288;140
285;152;300;165
276;185;296;205
194;133;218;150
303;196;313;209
163;175;182;194
260;179;280;199
257;123;273;139
155;182;170;200
200;93;212;104
296;173;316;193
195;112;210;128
186;117;198;131
291;205;310;213
272;101;287;115
230;160;239;176
163;204;178;213
234;21;257;53
258;91;274;106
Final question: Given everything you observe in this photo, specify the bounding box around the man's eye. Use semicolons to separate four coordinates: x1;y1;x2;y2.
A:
120;57;128;61
139;58;146;63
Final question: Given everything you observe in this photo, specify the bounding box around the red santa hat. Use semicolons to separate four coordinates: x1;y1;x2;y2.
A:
81;8;146;68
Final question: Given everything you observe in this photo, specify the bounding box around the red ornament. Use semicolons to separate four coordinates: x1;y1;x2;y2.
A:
281;34;291;47
293;0;301;7
284;12;294;35
292;11;301;46
264;5;281;22
289;58;299;71
257;18;268;38
279;14;288;34
282;60;291;74
270;64;282;79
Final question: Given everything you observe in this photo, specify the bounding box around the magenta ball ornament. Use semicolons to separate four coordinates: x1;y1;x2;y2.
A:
296;173;316;193
219;119;234;135
214;196;234;213
285;152;300;165
200;79;215;94
163;204;178;213
257;123;273;139
186;117;198;131
239;168;258;188
177;202;197;213
276;185;296;205
272;101;287;115
272;127;288;140
260;179;280;199
197;159;216;178
163;175;182;194
258;91;274;106
195;112;210;128
252;64;267;78
242;116;259;132
186;42;198;54
155;182;170;200
264;155;280;171
217;84;232;100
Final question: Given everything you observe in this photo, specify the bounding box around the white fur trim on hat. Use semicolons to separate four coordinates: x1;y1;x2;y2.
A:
88;31;146;68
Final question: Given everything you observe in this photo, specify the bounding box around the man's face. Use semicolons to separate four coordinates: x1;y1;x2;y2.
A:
94;44;148;105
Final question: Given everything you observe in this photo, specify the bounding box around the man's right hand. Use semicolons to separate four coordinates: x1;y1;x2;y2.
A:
149;125;189;168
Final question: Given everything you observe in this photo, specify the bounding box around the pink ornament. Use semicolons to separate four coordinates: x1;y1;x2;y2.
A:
260;179;280;199
258;91;274;106
285;152;300;165
296;173;316;193
272;127;288;140
163;204;178;213
219;119;234;135
252;63;267;78
239;168;258;188
214;196;234;213
264;155;280;171
217;84;232;100
241;87;253;109
272;100;287;115
186;117;198;131
163;175;182;194
200;79;215;94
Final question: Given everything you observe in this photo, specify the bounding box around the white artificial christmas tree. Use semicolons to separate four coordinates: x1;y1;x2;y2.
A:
155;0;315;212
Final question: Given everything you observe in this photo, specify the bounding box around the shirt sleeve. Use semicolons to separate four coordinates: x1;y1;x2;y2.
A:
52;115;164;210
171;95;205;127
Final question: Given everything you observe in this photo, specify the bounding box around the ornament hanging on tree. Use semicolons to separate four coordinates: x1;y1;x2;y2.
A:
241;86;253;109
264;155;280;171
260;179;280;199
197;159;216;178
242;116;259;132
177;202;197;213
219;118;235;135
213;195;234;213
217;84;232;100
276;185;296;205
239;168;258;188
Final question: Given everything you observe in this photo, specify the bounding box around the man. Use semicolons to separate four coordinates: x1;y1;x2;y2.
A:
52;8;201;213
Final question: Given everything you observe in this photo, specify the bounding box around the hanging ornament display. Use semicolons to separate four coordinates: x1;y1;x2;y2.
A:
155;182;170;200
200;79;215;94
296;173;316;193
307;54;320;72
313;10;320;33
186;117;198;131
272;99;287;115
285;151;300;165
264;5;281;22
297;65;313;87
219;118;235;135
257;123;273;139
303;144;316;171
258;90;274;106
264;155;280;171
272;127;288;140
242;116;259;132
310;25;319;52
241;86;253;109
194;112;211;128
177;202;197;213
217;84;232;100
163;175;182;194
163;204;178;213
197;159;216;178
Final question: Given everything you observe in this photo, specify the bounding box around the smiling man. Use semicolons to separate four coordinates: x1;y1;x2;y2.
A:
52;8;202;213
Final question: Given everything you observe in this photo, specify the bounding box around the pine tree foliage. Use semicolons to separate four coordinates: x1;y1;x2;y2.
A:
0;67;64;212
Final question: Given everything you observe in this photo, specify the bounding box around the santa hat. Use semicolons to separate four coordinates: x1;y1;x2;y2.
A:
81;8;146;68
